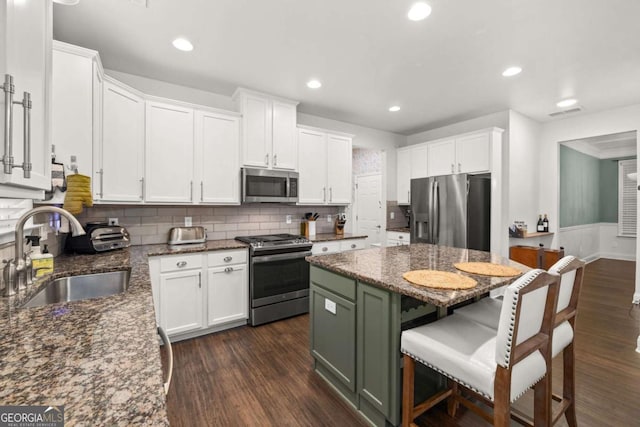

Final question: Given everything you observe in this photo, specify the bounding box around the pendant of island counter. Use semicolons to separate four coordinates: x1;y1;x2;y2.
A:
305;243;529;427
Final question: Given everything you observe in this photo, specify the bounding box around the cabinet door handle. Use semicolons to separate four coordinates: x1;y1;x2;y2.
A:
176;261;187;268
265;153;269;166
190;181;193;201
223;256;232;262
458;163;461;173
273;154;277;166
2;74;14;175
200;181;204;202
408;190;410;204
19;91;31;179
451;164;454;173
140;177;144;200
96;169;104;198
323;187;326;202
329;187;333;202
198;271;201;288
225;267;234;273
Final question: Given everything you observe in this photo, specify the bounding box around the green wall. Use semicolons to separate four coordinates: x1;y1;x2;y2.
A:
560;145;636;227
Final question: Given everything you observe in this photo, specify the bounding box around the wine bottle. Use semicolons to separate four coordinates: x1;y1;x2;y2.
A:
543;214;549;232
537;214;544;232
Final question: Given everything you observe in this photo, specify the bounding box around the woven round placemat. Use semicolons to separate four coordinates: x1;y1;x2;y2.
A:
402;270;478;289
453;262;522;277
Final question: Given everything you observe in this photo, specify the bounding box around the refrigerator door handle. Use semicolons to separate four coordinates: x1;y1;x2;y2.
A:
434;180;440;244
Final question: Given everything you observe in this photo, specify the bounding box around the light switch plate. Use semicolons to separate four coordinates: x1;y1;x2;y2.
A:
184;217;192;226
324;298;337;315
327;214;332;222
286;214;292;224
390;212;395;219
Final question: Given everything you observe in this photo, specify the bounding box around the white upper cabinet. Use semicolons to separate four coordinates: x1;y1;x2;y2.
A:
52;42;99;189
298;126;353;205
396;143;428;205
99;78;145;202
326;134;352;204
145;100;194;203
427;139;456;177
233;88;298;171
298;128;327;204
0;0;52;196
455;132;491;174
195;110;241;204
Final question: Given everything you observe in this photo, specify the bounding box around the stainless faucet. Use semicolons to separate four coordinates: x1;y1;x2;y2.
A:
3;206;85;297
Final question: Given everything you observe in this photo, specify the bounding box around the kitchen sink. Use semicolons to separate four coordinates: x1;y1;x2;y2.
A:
21;270;130;308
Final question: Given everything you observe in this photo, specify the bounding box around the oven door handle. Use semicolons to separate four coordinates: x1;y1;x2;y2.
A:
252;251;312;264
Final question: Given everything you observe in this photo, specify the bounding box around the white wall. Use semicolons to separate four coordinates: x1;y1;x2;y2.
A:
538;103;640;301
557;223;636;263
406;111;509;146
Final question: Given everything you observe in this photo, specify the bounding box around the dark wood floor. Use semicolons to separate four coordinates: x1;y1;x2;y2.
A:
165;258;640;426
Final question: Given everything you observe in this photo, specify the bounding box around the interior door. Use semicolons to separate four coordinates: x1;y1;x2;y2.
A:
355;174;383;245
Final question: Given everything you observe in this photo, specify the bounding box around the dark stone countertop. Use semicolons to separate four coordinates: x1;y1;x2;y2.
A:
306;243;530;307
0;239;248;426
386;227;410;233
310;233;367;242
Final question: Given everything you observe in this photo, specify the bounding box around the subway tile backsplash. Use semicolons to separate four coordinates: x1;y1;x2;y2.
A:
74;204;343;245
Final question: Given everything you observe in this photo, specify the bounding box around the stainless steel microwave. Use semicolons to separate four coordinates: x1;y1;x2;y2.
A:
241;168;299;203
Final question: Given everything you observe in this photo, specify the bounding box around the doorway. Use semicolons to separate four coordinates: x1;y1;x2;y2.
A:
354;174;383;246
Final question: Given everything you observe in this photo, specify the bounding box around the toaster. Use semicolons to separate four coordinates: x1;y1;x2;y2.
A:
66;222;131;254
168;226;207;245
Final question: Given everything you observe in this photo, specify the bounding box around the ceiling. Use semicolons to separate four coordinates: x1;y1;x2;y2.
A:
562;131;637;159
52;0;640;135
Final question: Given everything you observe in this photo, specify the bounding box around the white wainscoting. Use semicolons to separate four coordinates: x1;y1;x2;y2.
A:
558;222;636;262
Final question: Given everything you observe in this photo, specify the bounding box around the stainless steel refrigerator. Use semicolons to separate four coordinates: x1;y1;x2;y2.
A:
410;174;491;251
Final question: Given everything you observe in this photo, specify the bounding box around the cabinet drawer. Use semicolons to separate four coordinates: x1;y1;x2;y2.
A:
310;265;356;301
312;241;341;255
160;253;203;272
340;239;366;252
208;249;247;267
388;232;409;242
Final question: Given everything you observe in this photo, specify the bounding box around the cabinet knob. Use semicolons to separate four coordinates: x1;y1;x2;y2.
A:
398;235;403;239
351;244;356;249
223;256;232;262
176;261;187;268
224;267;234;273
322;247;328;252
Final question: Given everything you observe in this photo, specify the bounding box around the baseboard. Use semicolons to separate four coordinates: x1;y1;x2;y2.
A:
598;252;637;262
633;293;640;304
636;335;640;353
583;253;601;264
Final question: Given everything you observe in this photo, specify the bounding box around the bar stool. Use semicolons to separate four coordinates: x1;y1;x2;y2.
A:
401;269;560;427
455;256;585;426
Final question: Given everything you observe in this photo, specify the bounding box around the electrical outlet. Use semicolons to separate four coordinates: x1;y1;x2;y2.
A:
327;214;332;222
185;217;192;226
286;214;292;224
108;218;118;226
390;212;395;219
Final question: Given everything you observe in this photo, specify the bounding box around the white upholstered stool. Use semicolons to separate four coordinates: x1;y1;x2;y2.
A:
401;269;560;427
455;256;585;426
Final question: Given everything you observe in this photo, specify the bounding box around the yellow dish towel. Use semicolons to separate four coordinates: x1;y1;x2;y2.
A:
63;174;93;215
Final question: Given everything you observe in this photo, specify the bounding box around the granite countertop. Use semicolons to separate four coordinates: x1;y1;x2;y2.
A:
0;239;248;426
310;233;367;242
386;227;410;233
306;244;530;307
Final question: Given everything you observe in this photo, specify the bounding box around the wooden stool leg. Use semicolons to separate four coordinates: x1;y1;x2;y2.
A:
494;368;511;427
402;354;416;427
447;380;459;418
563;343;577;427
533;373;551;427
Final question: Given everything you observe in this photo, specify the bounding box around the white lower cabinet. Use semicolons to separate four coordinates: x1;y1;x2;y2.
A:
160;269;204;336
386;232;410;246
207;250;248;326
149;248;249;341
312;239;367;255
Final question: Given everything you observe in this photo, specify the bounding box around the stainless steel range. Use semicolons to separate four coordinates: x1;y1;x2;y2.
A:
235;233;313;326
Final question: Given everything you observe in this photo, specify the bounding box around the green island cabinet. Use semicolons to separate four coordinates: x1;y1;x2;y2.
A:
309;265;440;427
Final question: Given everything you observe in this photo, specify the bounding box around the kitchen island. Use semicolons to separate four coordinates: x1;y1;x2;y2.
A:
305;244;528;427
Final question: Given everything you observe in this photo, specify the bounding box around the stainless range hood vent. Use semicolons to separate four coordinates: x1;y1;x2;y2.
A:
549;106;583;117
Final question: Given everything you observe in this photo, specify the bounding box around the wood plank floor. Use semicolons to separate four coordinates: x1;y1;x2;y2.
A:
165;258;640;426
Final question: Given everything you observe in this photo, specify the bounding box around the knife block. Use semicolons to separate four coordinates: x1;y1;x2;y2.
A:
334;219;345;235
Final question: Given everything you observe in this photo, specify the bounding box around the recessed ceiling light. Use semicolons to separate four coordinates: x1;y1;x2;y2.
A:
172;38;194;52
502;66;522;77
306;80;322;89
408;2;432;21
53;0;80;4
557;98;578;108
389;106;401;112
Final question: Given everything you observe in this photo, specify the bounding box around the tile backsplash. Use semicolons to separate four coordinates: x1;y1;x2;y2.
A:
74;204;343;245
387;201;409;229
